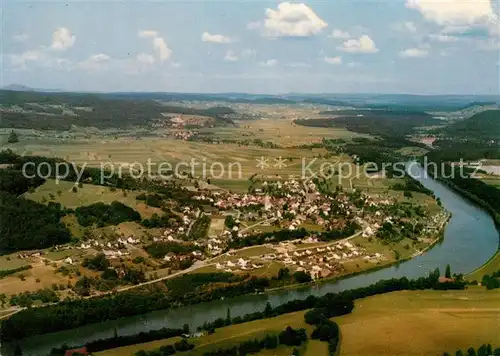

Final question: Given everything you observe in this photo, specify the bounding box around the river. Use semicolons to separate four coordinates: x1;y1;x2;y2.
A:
10;163;500;355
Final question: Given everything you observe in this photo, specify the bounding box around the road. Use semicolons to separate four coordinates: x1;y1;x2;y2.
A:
0;228;363;320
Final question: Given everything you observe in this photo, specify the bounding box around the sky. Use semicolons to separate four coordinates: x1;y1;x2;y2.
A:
2;0;500;95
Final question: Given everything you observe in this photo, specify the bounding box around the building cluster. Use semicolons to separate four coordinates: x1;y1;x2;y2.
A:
207;179;404;239
78;237;140;259
267;241;385;279
215;258;263;272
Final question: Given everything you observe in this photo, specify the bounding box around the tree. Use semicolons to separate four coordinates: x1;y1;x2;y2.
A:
13;344;22;356
445;264;452;279
264;302;273;317
293;271;312;284
263;334;278;349
7;131;19;144
467;347;477;356
277;267;290;280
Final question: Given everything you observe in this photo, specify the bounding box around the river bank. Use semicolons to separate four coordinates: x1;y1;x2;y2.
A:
425;170;500;280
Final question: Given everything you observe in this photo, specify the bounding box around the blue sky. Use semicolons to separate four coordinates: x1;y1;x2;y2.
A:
3;0;500;94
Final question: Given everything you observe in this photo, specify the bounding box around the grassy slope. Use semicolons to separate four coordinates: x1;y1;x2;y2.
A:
337;287;500;356
96;288;498;356
24;179;161;219
466;253;500;281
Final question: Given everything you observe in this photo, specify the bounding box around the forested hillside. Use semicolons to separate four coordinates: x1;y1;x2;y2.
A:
0;167;71;252
440;110;500;140
295;110;441;137
428;110;500;161
0;90;235;130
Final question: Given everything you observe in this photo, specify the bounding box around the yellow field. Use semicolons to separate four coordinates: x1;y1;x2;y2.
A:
8;117;364;187
96;288;498;356
0;261;71;296
0;255;31;270
12;136;340;181
201;118;365;146
337;287;500;356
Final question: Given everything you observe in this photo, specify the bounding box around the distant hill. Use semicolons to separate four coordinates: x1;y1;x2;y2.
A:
295;109;441;137
0;90;235;130
3;84;34;91
2;84;62;92
441;110;500;140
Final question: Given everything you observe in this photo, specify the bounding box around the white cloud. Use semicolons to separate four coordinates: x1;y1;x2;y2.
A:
202;32;232;44
259;59;278;67
10;50;43;68
11;50;72;71
90;53;110;62
262;2;328;37
324;56;342;65
405;0;495;26
138;30;158;38
224;50;239;62
153;37;172;61
338;35;379;53
13;34;29;42
330;29;351;39
399;47;429;57
51;27;75;51
138;30;172;62
403;21;418;33
137;53;156;64
76;54;111;71
428;33;459;42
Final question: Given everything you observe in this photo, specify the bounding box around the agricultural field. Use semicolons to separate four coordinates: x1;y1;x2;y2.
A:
337;287;500;356
95;288;498;356
199;118;366;146
8;136;335;178
0;260;73;297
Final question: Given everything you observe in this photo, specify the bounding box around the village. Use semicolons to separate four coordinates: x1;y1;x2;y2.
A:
32;176;449;284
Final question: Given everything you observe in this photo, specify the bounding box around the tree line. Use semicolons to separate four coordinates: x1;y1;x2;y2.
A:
443;343;499;356
197;267;462;333
200;326;307;356
49;327;186;355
